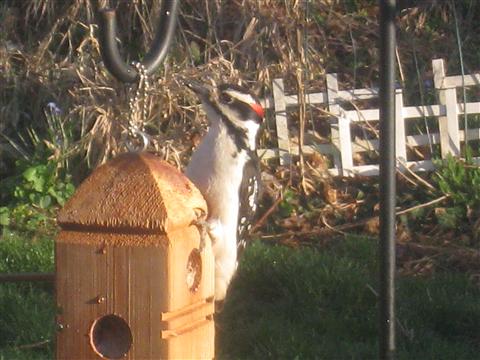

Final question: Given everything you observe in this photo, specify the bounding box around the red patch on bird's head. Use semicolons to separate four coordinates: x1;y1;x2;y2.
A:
250;103;265;119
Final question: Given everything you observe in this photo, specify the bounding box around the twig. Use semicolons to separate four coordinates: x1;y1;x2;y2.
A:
296;66;307;194
396;167;420;188
451;0;468;151
296;4;308;195
412;40;434;154
397;158;437;192
345;98;379;153
259;217;375;240
310;103;344;118
16;340;50;350
396;195;449;216
366;283;378;297
395;46;405;86
321;214;347;235
250;195;283;233
259;193;449;241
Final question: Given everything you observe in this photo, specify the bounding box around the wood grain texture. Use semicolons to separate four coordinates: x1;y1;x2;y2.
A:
56;154;214;359
58;152;207;236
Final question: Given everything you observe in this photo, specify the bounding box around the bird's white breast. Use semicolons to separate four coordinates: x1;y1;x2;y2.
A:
186;122;247;230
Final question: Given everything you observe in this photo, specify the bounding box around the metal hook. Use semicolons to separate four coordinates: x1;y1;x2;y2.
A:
99;0;180;83
126;129;150;153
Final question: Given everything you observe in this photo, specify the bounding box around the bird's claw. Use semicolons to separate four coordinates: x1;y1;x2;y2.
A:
193;218;210;252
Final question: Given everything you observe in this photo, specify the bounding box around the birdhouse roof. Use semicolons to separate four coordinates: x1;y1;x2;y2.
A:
57;153;207;238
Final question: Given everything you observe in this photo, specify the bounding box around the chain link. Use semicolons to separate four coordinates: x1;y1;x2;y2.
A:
126;62;150;152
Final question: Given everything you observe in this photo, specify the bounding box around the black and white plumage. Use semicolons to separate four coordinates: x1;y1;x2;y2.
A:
185;81;263;301
236;152;261;254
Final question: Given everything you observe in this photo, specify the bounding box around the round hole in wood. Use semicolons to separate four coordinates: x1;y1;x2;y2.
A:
90;314;132;359
186;249;202;292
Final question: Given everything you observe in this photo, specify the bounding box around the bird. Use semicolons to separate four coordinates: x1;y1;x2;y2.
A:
185;80;264;302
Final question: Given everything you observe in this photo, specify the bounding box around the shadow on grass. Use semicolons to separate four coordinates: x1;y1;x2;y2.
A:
217;236;480;359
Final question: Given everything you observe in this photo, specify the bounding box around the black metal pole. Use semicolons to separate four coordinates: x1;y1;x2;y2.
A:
379;0;396;359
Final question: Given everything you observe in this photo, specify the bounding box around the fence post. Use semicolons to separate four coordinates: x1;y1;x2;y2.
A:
432;58;460;158
272;79;291;165
326;73;353;176
395;88;407;166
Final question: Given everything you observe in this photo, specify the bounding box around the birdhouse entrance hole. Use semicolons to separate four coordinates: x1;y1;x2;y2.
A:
90;314;133;359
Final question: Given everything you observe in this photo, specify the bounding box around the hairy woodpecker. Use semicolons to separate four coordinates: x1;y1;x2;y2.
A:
185;81;264;301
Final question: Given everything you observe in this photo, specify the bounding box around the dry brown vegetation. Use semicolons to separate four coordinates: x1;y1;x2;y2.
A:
2;0;474;166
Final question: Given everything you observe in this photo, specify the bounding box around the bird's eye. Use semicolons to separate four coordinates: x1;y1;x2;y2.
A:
220;93;234;104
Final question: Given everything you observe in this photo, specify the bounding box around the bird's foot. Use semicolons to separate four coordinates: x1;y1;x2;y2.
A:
193;218;210;252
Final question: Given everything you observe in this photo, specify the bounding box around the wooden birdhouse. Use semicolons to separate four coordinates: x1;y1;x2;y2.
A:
55;152;215;360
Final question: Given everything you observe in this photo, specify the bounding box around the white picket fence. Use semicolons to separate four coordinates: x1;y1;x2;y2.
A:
258;58;480;176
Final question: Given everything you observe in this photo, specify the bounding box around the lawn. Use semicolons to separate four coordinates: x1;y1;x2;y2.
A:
0;231;55;360
219;239;480;359
0;232;479;359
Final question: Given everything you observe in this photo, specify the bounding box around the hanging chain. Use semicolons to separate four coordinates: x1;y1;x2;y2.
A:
126;62;150;152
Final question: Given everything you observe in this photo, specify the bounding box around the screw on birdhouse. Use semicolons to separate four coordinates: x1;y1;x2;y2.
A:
97;296;106;304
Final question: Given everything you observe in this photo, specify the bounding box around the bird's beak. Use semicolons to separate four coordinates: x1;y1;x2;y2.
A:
184;80;214;100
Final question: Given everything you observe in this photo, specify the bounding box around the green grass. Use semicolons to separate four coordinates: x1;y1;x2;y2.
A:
0;231;55;360
1;232;479;359
217;237;480;359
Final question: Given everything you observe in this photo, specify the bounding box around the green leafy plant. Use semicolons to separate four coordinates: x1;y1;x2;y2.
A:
433;149;480;235
278;189;298;218
0;105;75;235
0;162;74;233
14;163;74;208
